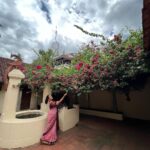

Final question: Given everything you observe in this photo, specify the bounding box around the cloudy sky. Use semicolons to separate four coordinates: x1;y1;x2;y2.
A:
0;0;143;63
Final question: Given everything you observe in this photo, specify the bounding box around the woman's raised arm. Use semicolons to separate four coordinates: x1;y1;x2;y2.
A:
56;93;67;105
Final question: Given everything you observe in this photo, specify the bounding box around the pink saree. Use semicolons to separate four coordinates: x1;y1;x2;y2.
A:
41;102;58;144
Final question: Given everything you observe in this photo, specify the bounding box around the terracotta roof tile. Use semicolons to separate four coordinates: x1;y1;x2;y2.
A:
0;57;14;82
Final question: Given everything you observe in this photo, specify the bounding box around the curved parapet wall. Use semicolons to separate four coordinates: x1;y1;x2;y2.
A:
58;105;79;132
0;110;47;148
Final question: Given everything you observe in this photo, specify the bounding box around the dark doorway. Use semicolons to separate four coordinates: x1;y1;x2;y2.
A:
20;86;31;110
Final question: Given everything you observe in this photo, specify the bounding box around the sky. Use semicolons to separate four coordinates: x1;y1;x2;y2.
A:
0;0;143;63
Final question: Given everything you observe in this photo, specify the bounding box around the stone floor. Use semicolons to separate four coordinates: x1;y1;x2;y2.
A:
1;114;150;150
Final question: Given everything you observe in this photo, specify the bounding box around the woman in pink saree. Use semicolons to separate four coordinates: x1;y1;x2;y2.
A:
40;93;67;145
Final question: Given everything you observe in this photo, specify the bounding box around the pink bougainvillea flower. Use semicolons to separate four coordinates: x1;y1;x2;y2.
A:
109;50;115;55
19;66;26;73
32;70;36;75
79;62;83;67
36;65;42;69
129;57;132;60
92;58;97;63
75;62;83;71
46;65;52;70
92;54;100;64
93;73;98;78
85;64;90;69
75;64;81;70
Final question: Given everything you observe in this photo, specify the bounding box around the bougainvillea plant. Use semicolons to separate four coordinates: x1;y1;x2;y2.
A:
21;28;150;100
19;28;150;112
51;29;150;96
21;49;55;92
22;64;53;92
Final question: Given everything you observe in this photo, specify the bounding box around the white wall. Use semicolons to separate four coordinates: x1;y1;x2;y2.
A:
58;105;79;131
0;91;5;114
30;92;37;110
117;78;150;120
79;78;150;120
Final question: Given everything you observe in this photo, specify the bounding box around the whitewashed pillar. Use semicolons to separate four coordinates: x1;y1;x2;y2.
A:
40;84;51;112
1;69;25;120
29;92;37;109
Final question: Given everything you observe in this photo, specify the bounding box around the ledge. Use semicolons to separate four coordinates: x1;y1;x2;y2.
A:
80;109;123;121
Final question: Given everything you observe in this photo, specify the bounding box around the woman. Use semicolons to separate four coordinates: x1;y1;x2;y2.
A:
40;92;67;145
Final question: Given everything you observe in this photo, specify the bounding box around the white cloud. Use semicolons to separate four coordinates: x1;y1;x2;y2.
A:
0;0;143;63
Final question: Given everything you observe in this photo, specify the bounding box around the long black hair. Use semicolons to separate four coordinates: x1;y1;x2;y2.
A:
45;95;49;104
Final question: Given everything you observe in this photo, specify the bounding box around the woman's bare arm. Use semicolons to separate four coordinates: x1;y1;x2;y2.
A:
56;93;67;105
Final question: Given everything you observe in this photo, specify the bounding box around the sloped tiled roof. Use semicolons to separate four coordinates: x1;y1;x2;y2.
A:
55;53;75;61
0;57;14;82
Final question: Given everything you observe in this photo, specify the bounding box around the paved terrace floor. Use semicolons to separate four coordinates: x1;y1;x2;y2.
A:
1;114;150;150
